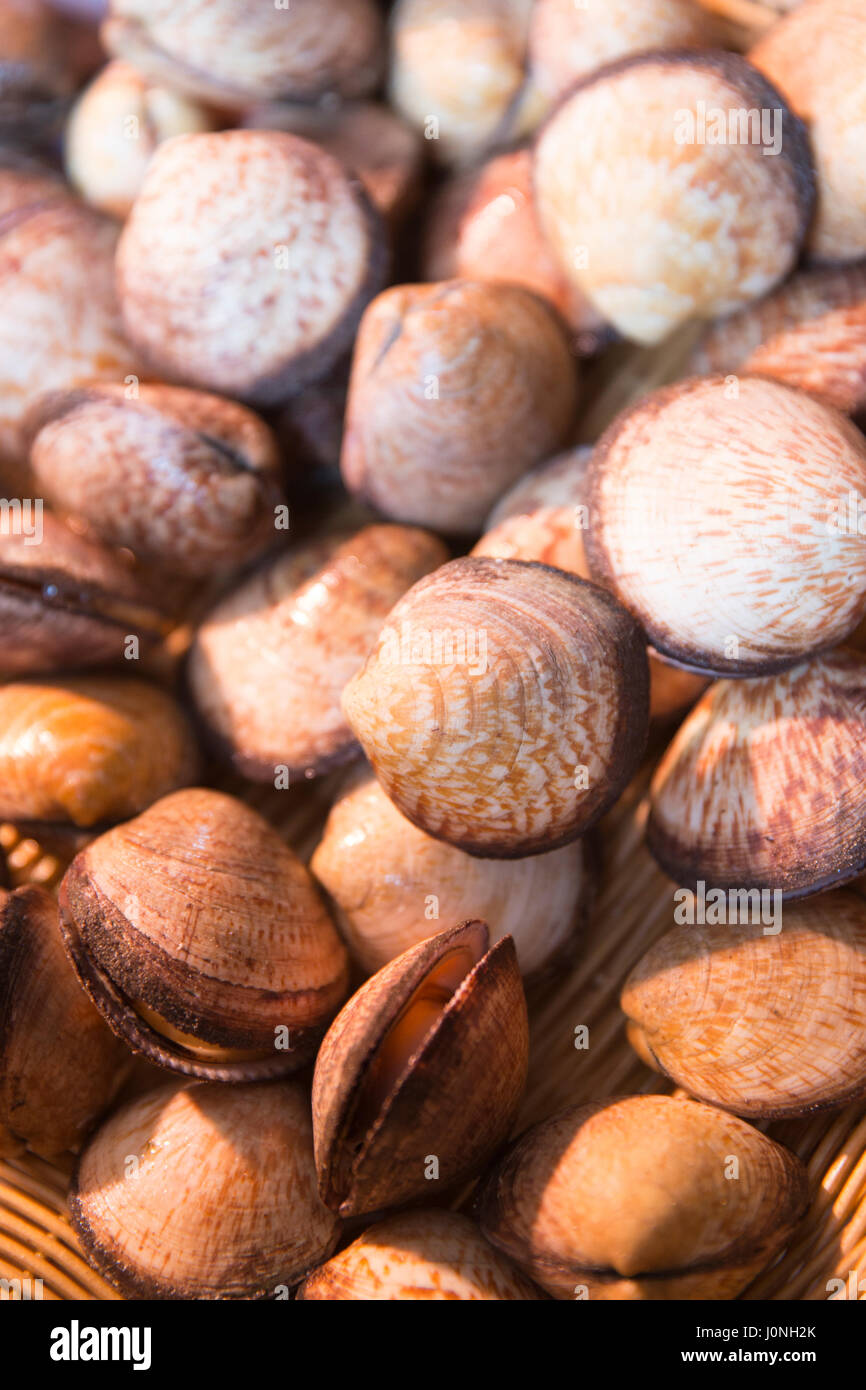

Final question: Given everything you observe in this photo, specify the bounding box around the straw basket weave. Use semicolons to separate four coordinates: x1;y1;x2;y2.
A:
3;0;864;1305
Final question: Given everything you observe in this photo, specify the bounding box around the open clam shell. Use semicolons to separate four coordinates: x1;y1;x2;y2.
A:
648;650;866;897
622;889;866;1119
58;787;349;1080
312;920;529;1217
477;1094;809;1300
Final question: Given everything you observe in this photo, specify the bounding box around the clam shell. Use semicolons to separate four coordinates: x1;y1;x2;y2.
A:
0;885;127;1160
340;280;578;534
298;1210;543;1300
310;768;592;977
622;889;866;1119
0;676;199;827
533;51;813;344
27;382;283;578
342;557;649;857
312;920;529;1216
188;525;448;781
58;787;349;1079
477;1094;808;1299
70;1081;341;1299
586;376;866;674
648;650;866;897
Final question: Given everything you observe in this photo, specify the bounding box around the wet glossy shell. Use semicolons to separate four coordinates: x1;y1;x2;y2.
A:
751;0;866;261
299;1210;543;1300
310;769;591;977
103;0;385;108
477;1094;808;1299
188;526;447;781
312;920;529;1216
28;382;283;578
0;886;126;1160
586;376;866;674
691;262;866;414
70;1081;341;1299
58;788;349;1078
622;890;866;1119
341;280;578;533
648;651;866;897
116;131;387;404
0;677;199;827
533;52;813;344
342;557;649;857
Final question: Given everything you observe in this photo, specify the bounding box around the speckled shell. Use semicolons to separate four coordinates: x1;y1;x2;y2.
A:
299;1210;543;1300
65;61;214;219
242;101;422;224
28;383;284;578
0;677;199;827
751;0;866;262
0;511;168;679
533;51;814;345
586;376;866;675
342;557;649;857
477;1095;809;1299
103;0;385;109
70;1081;341;1299
622;890;866;1119
424;151;606;348
312;920;529;1216
188;525;447;782
389;0;534;167
0;885;127;1160
116;131;387;405
647;651;866;898
0;167;137;466
528;0;718;102
341;281;578;534
310;768;591;977
58;788;349;1078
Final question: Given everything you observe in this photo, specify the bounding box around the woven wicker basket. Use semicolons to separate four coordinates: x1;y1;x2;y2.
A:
4;0;863;1305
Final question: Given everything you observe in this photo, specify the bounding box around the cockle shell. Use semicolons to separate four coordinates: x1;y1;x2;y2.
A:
0;885;127;1159
342;557;649;857
310;768;591;977
477;1094;809;1299
70;1081;341;1299
58;788;349;1079
188;525;447;781
648;650;866;897
622;889;866;1119
0;676;199;827
312;920;529;1216
340;280;578;534
299;1210;544;1300
586;376;866;675
533;51;813;344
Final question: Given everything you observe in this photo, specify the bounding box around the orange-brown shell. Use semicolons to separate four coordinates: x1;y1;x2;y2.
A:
70;1081;341;1299
0;885;127;1160
477;1094;809;1299
341;280;578;533
28;382;284;579
0;676;199;827
312;920;529;1216
188;525;448;781
586;376;866;674
648;650;866;898
342;557;649;857
622;890;866;1119
533;51;814;344
299;1210;543;1300
58;787;349;1079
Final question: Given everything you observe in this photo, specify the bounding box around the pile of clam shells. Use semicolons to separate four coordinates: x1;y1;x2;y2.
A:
2;0;866;1301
